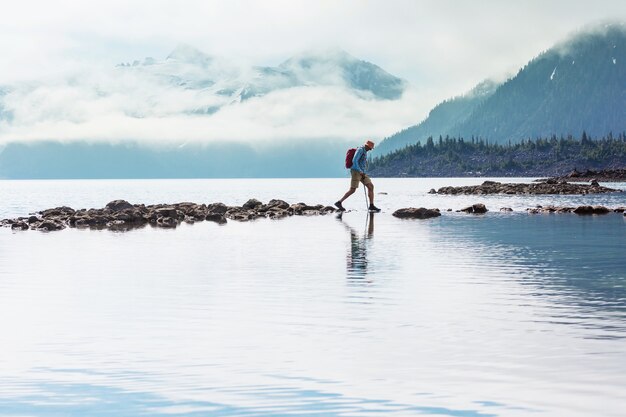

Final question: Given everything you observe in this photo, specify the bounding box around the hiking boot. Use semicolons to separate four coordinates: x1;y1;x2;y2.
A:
368;204;381;213
334;201;346;211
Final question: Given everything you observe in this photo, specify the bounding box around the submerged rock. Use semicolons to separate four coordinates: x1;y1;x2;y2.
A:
392;207;441;219
526;205;615;215
205;213;227;224
458;203;488;214
11;221;29;230
573;205;611;215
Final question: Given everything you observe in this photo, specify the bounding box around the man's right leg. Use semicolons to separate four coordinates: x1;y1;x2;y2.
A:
335;187;356;211
339;187;357;202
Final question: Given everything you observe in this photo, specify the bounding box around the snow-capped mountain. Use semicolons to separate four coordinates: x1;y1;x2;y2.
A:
116;45;406;104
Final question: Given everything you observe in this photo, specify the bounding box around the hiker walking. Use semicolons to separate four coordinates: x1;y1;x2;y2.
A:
335;140;381;212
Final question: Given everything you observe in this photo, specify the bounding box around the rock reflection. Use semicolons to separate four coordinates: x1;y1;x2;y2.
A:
337;212;375;280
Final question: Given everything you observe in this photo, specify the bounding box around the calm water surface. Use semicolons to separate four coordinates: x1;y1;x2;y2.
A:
0;178;625;417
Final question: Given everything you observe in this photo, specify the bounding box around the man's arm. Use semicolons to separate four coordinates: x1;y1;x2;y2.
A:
352;147;365;172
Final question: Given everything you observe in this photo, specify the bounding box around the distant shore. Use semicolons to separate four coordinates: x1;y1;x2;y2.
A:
537;168;626;183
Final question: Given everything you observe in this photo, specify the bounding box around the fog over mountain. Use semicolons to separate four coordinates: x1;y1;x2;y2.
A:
0;46;415;146
0;47;417;178
376;23;626;156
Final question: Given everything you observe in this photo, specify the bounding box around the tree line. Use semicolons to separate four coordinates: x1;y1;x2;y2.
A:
369;132;626;177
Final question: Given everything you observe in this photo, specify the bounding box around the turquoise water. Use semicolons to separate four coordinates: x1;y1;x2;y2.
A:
0;178;625;416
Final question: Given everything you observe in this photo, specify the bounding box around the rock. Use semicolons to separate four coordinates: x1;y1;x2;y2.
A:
573;205;610;215
105;200;134;212
545;178;558;184
459;203;488;214
36;220;65;231
614;207;626;213
435;181;619;195
156;216;177;228
11;221;29;230
242;199;263;210
266;199;290;210
27;215;39;223
40;206;75;217
428;188;436;194
205;213;227;224
392;207;441;219
591;205;611;214
206;203;228;215
590;179;600;187
154;207;181;219
500;207;513;212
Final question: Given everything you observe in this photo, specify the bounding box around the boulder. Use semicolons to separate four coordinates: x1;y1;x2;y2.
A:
105;200;134;212
11;221;29;230
242;199;263;210
591;205;611;214
156;216;177;228
573;205;610;215
590;179;600;187
36;221;65;231
206;202;228;215
428;188;437;194
267;199;290;210
154;207;181;219
40;206;75;217
205;213;227;224
573;205;593;215
500;207;513;212
392;207;441;219
459;203;488;214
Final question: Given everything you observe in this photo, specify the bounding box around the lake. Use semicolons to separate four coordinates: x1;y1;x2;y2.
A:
1;178;625;417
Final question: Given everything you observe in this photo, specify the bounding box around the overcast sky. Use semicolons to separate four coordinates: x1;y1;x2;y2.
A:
1;0;625;145
2;0;625;92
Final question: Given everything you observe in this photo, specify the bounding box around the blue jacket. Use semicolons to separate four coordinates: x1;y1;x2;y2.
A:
351;146;368;173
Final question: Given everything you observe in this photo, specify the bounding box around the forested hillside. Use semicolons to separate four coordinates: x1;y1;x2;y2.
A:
376;24;626;156
369;133;626;177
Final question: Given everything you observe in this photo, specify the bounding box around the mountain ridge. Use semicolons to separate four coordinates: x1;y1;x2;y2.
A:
376;23;626;156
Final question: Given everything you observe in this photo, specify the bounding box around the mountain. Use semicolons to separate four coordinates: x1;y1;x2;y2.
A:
0;46;408;179
372;79;499;156
278;49;406;99
376;23;626;156
116;45;406;103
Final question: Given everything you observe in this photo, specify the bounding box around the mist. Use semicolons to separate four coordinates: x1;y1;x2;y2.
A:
0;48;425;147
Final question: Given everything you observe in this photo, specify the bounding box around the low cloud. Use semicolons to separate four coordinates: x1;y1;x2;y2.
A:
0;60;428;147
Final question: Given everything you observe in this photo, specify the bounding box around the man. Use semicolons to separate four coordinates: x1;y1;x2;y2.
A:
335;140;381;212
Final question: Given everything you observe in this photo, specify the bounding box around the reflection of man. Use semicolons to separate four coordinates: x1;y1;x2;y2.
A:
338;212;375;279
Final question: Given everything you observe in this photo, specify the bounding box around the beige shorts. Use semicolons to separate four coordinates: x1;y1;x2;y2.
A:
350;170;373;189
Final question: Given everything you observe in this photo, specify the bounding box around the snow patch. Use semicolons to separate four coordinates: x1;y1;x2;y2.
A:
550;66;557;80
613;58;617;64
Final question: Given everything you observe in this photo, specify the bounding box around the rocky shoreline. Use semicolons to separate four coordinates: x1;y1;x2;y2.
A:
1;199;337;232
392;203;626;218
537;168;626;183
3;199;625;232
431;180;620;195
